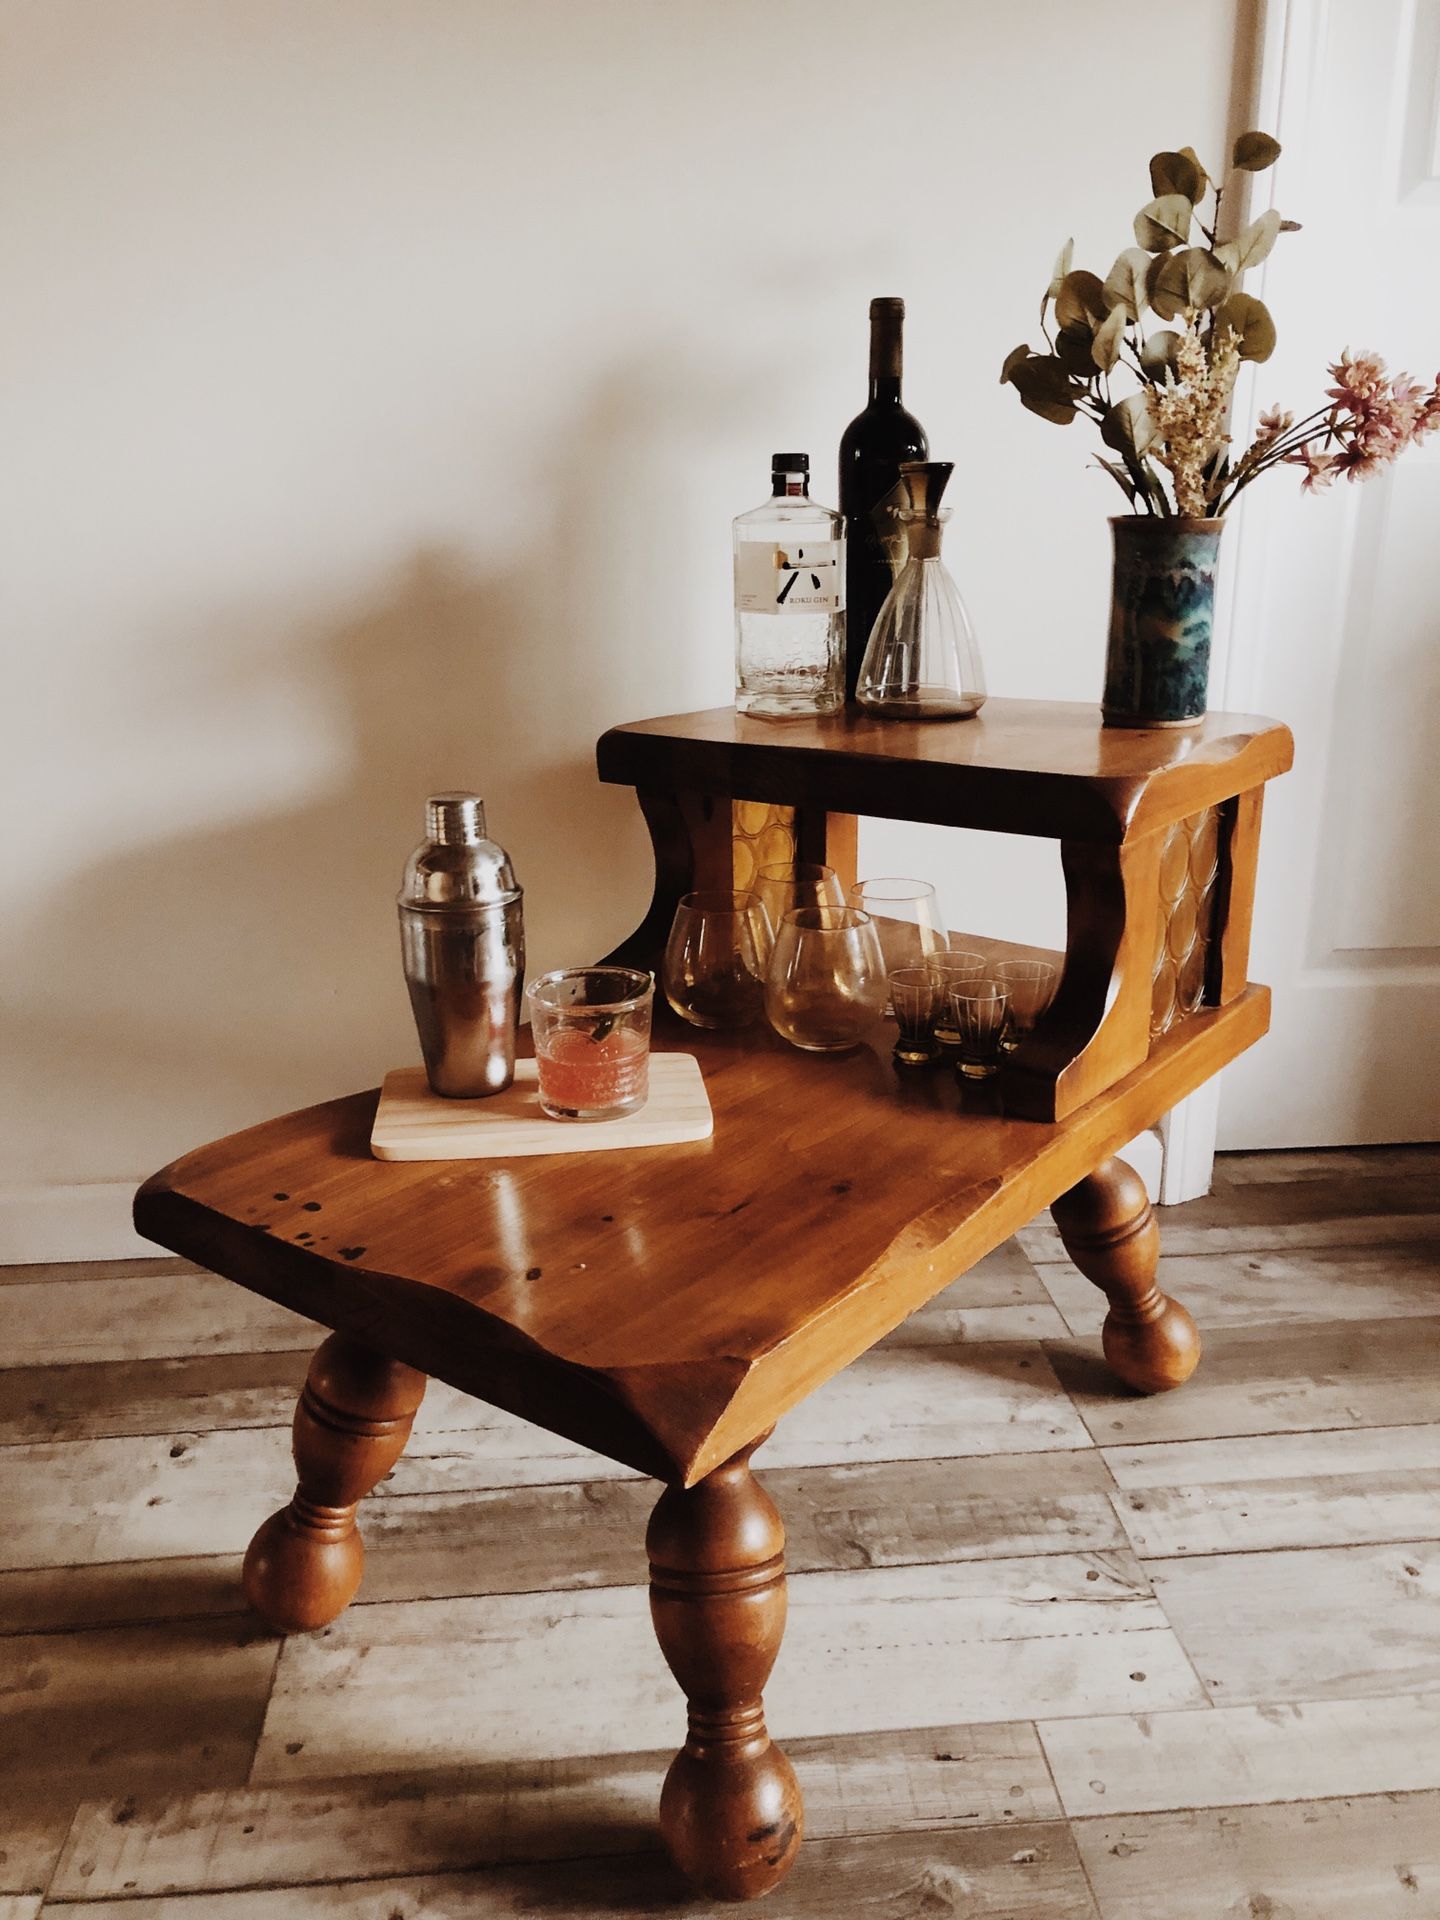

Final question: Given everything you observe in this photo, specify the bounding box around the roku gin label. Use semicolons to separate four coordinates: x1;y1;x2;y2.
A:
735;540;844;614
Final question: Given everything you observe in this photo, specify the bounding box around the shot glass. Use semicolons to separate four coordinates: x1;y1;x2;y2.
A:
995;959;1057;1052
526;967;654;1120
948;982;1010;1080
888;966;941;1067
927;949;987;1046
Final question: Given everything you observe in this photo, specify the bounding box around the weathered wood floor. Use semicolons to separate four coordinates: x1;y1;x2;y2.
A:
2;1146;1437;1918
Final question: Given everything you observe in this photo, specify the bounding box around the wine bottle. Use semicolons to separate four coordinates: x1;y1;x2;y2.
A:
838;297;928;700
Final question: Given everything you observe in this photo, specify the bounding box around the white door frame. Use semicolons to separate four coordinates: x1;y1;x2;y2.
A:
1159;0;1300;1203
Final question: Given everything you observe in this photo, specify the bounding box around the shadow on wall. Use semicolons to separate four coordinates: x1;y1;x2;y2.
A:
2;358;728;1178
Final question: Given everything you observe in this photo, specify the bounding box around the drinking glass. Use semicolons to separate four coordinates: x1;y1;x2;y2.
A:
846;878;949;986
526;967;654;1120
765;906;887;1053
889;966;941;1067
752;862;844;937
995;959;1057;1052
948;982;1010;1080
662;890;770;1029
927;949;987;1046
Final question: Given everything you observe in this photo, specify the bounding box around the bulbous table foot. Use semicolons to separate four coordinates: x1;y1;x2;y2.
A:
1051;1156;1202;1394
242;1334;426;1634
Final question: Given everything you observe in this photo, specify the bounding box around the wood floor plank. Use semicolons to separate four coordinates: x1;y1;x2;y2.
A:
1151;1541;1440;1704
1114;1469;1440;1558
0;1793;72;1898
0;1257;205;1288
52;1723;1059;1898
1047;1318;1440;1446
0;1450;1124;1635
0;1616;277;1797
1104;1425;1440;1488
1039;1692;1440;1817
0;1271;316;1369
251;1551;1202;1782
0;1898;42;1920
1103;1424;1440;1557
43;1823;1100;1918
1036;1243;1440;1336
1073;1791;1440;1919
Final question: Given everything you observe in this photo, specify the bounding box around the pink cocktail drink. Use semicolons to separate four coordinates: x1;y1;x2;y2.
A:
526;966;655;1122
536;1027;649;1119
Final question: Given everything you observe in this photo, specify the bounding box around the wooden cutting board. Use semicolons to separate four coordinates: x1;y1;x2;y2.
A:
370;1055;713;1161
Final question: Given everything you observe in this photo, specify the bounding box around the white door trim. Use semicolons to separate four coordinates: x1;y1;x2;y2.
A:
1158;0;1304;1201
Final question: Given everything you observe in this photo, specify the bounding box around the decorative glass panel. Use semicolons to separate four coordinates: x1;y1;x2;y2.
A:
731;800;797;891
1150;805;1222;1039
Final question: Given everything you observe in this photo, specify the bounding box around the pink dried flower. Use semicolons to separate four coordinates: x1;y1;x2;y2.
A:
1327;350;1387;408
1254;405;1294;449
1289;448;1339;492
1414;379;1440;443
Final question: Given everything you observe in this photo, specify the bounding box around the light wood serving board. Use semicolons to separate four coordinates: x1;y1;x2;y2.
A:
370;1056;713;1162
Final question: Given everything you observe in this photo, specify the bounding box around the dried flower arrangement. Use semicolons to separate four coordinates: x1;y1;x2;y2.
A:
1001;133;1440;517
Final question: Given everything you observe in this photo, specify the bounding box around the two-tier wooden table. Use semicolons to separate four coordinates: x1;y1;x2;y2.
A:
135;700;1292;1902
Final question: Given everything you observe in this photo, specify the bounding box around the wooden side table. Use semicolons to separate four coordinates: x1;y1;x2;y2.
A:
135;700;1291;1902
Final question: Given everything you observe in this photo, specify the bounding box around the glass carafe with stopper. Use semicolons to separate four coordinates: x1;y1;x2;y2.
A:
856;461;985;720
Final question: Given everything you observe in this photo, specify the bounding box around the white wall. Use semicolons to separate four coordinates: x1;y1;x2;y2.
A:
0;0;1246;1257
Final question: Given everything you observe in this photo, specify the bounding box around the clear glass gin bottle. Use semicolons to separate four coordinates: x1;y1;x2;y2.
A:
856;460;985;720
734;453;845;717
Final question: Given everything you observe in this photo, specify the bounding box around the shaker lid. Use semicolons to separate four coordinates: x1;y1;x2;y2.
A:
398;791;522;911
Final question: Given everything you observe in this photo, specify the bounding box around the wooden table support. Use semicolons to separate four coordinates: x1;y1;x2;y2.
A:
647;1436;802;1900
242;1335;427;1636
136;698;1291;1904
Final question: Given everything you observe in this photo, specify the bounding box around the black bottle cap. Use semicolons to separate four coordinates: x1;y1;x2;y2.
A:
870;296;905;319
771;452;809;471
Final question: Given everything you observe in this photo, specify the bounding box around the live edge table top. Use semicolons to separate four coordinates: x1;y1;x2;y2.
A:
135;990;1269;1490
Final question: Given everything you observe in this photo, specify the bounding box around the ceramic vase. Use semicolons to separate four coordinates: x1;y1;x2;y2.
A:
1102;516;1224;728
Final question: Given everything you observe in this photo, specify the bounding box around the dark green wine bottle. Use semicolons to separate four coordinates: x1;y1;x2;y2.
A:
838;297;929;700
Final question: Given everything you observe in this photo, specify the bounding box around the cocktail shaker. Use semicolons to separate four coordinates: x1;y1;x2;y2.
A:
398;793;524;1098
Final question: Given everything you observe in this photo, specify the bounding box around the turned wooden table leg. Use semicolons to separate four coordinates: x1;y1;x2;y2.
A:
242;1333;426;1634
1051;1155;1202;1394
647;1436;802;1901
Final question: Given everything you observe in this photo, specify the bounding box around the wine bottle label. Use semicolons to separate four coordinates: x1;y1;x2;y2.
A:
735;540;844;613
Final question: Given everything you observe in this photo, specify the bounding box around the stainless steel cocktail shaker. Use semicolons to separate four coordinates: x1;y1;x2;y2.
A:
398;793;524;1098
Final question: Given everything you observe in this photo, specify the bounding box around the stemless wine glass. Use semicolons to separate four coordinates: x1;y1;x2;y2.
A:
928;949;987;1046
662;890;771;1029
846;878;948;978
526;968;654;1120
995;959;1058;1052
752;861;844;936
888;966;941;1067
948;982;1010;1080
765;906;887;1053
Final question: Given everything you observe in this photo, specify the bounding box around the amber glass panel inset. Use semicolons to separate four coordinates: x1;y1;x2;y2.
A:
731;800;797;892
1150;805;1222;1040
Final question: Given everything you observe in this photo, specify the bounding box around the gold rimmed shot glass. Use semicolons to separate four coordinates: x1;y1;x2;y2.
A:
948;982;1010;1080
888;966;941;1068
927;949;987;1046
995;959;1057;1052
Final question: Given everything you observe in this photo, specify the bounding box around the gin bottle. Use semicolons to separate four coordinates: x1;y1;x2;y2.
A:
733;453;845;717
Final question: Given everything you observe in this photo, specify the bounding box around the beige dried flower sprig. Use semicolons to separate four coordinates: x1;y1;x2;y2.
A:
1000;131;1437;516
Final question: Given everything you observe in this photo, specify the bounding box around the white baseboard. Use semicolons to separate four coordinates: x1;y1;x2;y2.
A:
0;1182;155;1265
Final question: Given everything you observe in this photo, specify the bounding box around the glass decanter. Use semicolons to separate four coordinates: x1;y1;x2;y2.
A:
855;460;985;720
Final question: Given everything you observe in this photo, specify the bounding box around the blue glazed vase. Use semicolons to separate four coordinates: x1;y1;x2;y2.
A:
1103;517;1224;729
